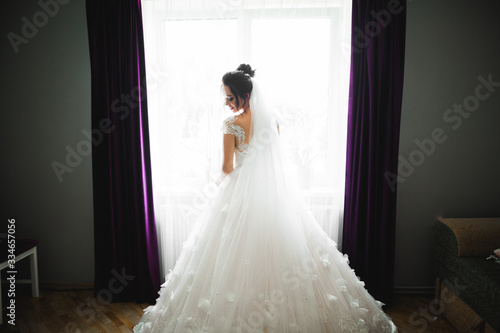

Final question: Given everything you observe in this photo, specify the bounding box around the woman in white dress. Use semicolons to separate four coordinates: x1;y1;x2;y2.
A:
134;64;397;333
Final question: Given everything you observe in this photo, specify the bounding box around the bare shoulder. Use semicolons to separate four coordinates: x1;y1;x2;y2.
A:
233;114;251;127
233;116;243;127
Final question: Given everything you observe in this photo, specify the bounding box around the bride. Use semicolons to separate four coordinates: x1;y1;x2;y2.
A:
134;64;397;333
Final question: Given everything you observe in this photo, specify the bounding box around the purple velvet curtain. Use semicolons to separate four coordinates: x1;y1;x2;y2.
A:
342;0;406;303
86;0;160;302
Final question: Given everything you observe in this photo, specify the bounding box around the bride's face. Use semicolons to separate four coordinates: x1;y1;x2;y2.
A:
223;85;243;113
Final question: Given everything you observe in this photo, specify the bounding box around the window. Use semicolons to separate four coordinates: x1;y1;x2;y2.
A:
142;0;351;276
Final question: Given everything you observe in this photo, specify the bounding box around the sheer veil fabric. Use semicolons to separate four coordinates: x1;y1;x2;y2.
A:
134;79;397;332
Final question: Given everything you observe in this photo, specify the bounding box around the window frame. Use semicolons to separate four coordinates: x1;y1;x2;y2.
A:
148;6;347;192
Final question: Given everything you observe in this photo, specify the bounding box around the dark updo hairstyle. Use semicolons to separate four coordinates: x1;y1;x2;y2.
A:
222;64;256;110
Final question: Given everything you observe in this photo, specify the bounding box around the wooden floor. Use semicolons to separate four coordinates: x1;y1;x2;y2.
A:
1;285;458;332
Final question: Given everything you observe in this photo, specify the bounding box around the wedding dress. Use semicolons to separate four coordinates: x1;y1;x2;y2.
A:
134;79;397;333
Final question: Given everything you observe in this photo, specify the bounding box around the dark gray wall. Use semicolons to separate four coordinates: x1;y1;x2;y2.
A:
395;0;500;286
0;0;93;282
1;0;499;287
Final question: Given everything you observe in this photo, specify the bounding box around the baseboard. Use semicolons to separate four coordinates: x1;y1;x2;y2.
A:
40;281;94;291
393;285;435;295
38;282;434;294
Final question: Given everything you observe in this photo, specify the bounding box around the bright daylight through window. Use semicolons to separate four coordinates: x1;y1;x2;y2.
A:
142;0;351;276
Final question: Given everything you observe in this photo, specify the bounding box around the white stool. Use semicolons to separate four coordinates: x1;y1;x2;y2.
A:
0;237;39;325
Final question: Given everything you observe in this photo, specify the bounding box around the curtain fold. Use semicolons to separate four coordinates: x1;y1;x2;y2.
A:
342;0;406;303
86;0;160;302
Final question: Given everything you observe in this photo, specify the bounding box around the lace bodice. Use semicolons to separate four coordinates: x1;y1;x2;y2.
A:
220;116;249;164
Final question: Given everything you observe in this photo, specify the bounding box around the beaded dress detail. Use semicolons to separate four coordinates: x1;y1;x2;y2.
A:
221;116;249;166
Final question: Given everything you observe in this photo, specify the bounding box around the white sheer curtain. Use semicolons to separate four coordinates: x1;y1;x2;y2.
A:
142;0;352;279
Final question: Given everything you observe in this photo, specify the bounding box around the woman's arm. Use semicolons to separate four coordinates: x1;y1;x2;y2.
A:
222;133;235;176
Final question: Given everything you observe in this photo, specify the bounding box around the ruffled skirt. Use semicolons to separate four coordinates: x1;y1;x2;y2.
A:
134;163;397;333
